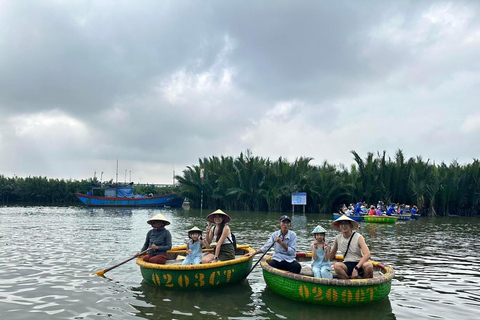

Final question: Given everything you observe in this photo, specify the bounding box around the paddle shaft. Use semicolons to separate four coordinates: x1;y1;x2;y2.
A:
246;241;276;276
94;248;150;276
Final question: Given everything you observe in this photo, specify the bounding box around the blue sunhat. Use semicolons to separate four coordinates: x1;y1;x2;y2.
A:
311;225;327;234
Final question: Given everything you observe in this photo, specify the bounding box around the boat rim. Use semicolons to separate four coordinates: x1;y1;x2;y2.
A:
261;256;394;286
137;245;255;271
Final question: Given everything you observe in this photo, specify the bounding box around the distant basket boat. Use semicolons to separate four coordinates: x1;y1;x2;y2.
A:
137;245;255;290
363;215;398;224
261;253;394;306
333;214;364;222
395;214;411;221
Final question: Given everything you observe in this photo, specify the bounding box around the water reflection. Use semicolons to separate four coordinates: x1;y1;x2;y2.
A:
131;281;255;319
259;288;395;319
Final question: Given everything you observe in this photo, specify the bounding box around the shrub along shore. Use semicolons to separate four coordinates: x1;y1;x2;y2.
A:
2;150;479;216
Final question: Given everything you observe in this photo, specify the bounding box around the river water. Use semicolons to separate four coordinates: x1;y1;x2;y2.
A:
0;206;479;320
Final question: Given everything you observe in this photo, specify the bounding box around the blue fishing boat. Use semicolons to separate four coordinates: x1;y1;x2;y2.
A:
75;183;183;207
332;214;364;222
75;192;183;207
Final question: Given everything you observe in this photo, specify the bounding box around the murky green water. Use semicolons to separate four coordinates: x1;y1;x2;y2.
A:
0;206;479;319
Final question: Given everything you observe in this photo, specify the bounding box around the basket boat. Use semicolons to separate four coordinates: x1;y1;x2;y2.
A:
332;214;364;222
137;245;254;290
261;253;394;306
396;214;411;221
363;215;398;224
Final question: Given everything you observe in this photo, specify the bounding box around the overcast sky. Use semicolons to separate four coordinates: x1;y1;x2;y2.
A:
1;1;479;184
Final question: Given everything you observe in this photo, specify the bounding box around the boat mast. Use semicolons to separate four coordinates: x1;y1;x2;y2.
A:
116;159;118;185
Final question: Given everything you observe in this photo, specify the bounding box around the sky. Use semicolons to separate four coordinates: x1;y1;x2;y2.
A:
1;0;479;184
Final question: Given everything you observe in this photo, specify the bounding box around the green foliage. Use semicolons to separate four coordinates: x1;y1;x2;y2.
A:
2;150;480;216
175;149;480;216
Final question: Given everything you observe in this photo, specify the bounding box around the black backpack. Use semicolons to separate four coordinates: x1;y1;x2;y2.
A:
229;233;237;249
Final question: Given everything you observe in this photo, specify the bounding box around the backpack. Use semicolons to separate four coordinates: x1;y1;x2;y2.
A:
229;232;237;249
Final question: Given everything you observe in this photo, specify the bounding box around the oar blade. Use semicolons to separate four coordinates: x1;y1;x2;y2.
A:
94;270;106;277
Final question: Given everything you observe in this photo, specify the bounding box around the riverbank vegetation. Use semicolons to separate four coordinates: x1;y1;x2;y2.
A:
1;150;479;216
0;176;178;205
176;150;480;216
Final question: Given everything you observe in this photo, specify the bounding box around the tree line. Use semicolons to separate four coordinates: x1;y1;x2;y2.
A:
1;150;479;216
0;176;178;205
176;150;480;216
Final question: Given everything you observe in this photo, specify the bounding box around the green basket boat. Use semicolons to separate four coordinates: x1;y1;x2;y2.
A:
261;254;394;306
363;215;398;224
137;245;254;290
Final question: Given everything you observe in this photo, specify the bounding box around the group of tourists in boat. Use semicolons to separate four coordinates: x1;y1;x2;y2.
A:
129;208;394;306
136;210;372;280
339;201;419;217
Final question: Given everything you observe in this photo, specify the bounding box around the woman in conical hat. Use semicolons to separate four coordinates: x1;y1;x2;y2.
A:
136;213;172;265
202;209;235;263
329;215;373;280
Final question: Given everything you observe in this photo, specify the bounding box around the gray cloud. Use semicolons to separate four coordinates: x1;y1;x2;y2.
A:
1;1;479;182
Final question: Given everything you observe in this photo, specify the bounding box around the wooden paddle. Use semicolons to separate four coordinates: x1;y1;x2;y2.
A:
93;248;150;277
245;241;276;277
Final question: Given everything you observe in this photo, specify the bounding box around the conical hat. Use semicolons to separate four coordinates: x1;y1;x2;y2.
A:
147;213;170;226
311;225;327;234
206;209;231;223
188;226;202;234
331;215;359;231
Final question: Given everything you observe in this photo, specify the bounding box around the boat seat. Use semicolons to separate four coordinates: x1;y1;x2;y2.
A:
163;254;245;266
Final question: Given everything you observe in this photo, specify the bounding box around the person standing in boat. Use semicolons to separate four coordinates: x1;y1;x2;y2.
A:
135;213;172;264
182;227;208;265
201;209;235;263
244;215;301;274
329;215;373;279
310;225;333;279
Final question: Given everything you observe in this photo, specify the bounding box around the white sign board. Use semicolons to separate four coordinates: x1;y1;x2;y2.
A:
291;192;307;205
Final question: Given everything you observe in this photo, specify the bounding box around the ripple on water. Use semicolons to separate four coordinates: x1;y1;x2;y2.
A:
1;208;480;319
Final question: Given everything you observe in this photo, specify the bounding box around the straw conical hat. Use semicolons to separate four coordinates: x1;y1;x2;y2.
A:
188;226;202;234
206;209;231;223
147;213;170;226
331;215;359;231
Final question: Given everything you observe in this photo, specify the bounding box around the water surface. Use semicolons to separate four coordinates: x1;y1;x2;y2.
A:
0;206;479;319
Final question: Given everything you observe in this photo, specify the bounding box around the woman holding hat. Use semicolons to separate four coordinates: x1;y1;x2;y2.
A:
136;213;172;264
201;209;235;263
329;215;373;279
182;227;209;265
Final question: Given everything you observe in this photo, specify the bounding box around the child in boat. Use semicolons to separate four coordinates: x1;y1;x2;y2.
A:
310;225;333;279
201;209;235;263
135;213;172;264
182;227;208;265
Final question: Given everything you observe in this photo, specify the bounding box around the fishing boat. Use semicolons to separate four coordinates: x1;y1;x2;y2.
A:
75;183;183;207
75;192;183;207
261;253;394;306
137;245;255;290
363;215;398;224
333;214;364;222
